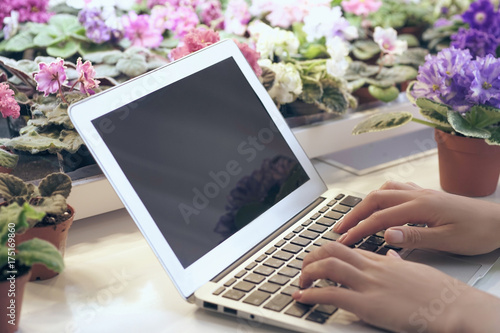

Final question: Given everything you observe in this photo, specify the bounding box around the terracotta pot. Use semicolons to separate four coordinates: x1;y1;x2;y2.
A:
353;86;379;105
0;165;13;174
16;205;75;281
435;129;500;197
0;268;31;333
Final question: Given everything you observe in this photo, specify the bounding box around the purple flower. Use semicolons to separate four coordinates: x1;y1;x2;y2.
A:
461;0;496;31
79;8;112;44
34;58;68;97
451;27;500;58
0;0;51;29
122;11;163;48
199;0;224;29
468;54;500;107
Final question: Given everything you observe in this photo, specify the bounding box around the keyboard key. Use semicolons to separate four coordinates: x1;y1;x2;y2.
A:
335;194;345;200
223;289;245;301
306;311;330;324
302;219;314;227
293;226;304;233
265;247;276;255
308;224;328;234
365;235;385;246
314;238;329;247
384;244;403;251
375;230;385;238
279;267;300;278
269;275;290;286
255;254;267;262
300;230;320;240
274;239;286;247
235;270;247;278
264;294;293;312
245;262;258;270
244;273;266;284
224;278;236;287
291;278;301;288
285;303;311;318
315;304;338;315
315;279;337;288
316;217;335;227
357;242;378;252
326;200;337;207
291;237;311;247
284;232;295;240
213;286;225;295
281;286;300;296
259;282;281;294
332;204;351;214
264;258;285;269
318;206;329;213
310;213;321;220
322;231;342;241
282;244;302;254
254;266;275;276
234;281;255;292
324;211;343;220
340;195;362;207
273;251;294;261
296;252;307;261
305;244;320;253
376;247;390;255
243;290;270;306
287;259;303;270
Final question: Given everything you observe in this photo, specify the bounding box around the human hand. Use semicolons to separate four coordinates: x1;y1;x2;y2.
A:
293;242;500;333
333;181;500;255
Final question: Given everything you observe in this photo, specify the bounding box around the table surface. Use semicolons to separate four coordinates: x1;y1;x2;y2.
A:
20;153;500;333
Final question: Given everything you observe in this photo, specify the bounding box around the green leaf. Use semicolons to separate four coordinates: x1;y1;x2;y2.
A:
395;48;428;66
371;66;417;87
300;44;328;59
59;130;84;154
292;22;307;45
17;238;64;273
345;61;379;81
464;104;500;128
316;79;350;115
47;40;80;58
368;85;400;103
0;174;28;202
116;53;148;77
486;127;500;145
38;173;72;199
397;34;420;47
2;131;67;154
352;40;380;60
94;64;121;77
33;29;65;47
416;98;451;116
419;109;451;128
0;149;18;169
83;50;123;65
4;31;35;52
300;78;323;103
447;110;491;139
352;112;413;135
33;194;68;215
0;203;45;246
45;103;74;129
48;14;82;35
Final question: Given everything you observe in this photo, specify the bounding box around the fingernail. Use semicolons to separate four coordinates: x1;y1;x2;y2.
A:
387;249;401;259
333;220;343;232
292;290;303;300
338;233;347;243
385;229;404;243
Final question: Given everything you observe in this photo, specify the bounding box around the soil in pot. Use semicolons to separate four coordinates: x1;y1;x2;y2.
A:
15;205;75;281
0;265;31;333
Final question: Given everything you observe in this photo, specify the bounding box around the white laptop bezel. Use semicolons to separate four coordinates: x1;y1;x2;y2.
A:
69;39;327;299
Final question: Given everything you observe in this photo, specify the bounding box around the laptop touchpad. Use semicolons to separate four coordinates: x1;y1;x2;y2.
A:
405;249;482;283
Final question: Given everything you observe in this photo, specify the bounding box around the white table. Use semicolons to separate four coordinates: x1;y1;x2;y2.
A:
20;153;500;333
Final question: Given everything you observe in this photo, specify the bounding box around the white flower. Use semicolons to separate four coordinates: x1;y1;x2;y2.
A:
303;6;358;42
249;21;300;59
3;11;19;40
373;26;408;55
326;36;350;78
259;59;302;104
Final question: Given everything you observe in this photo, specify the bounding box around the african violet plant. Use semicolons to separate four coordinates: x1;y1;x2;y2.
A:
0;202;64;280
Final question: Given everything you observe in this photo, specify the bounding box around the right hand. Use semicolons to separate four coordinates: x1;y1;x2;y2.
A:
333;181;500;255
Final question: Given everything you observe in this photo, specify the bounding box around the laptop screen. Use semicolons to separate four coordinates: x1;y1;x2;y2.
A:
92;57;309;268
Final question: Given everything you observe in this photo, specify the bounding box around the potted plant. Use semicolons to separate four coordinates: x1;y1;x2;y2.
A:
352;47;500;197
0;202;64;333
0;171;74;280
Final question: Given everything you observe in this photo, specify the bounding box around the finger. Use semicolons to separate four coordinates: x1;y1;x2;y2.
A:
338;200;428;245
302;242;368;273
379;180;422;191
333;190;419;234
384;225;450;251
300;256;366;289
386;249;402;259
292;285;363;313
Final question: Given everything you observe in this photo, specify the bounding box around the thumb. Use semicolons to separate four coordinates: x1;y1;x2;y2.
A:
384;226;442;249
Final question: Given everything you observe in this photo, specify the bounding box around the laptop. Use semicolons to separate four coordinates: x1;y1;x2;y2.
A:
68;39;500;332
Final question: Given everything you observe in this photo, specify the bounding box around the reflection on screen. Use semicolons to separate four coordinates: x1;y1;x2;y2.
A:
93;57;309;268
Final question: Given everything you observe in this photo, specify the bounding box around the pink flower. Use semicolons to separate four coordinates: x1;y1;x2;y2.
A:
170;28;220;60
122;11;163;48
373;26;408;55
164;5;199;39
199;0;224;29
75;58;100;95
34;58;68;97
341;0;382;16
224;0;251;36
0;83;20;119
234;40;262;77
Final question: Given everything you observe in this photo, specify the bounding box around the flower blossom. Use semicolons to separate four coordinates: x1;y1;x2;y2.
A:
258;59;302;104
74;58;100;95
248;21;299;60
79;6;122;44
199;0;224;29
302;6;358;42
341;0;382;16
224;0;251;36
34;58;68;97
162;4;199;39
0;83;20;119
468;54;500;107
326;37;350;78
233;40;262;77
170;27;220;60
3;11;19;40
451;27;500;59
122;11;163;48
373;27;407;55
0;0;52;29
461;0;497;31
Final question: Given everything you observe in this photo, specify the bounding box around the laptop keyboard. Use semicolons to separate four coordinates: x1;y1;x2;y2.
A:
212;193;403;324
